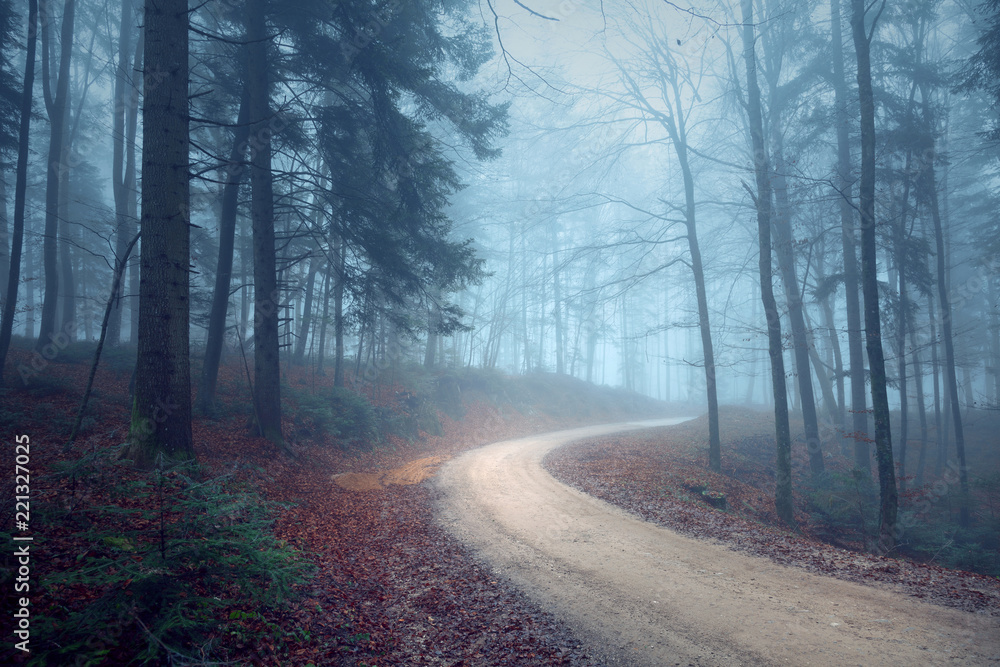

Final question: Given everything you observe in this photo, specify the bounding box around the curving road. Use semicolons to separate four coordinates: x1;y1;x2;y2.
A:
433;418;1000;666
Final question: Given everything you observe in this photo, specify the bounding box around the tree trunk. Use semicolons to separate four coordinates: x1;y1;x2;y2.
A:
742;0;794;526
58;150;74;337
316;266;330;374
68;232;139;445
0;177;8;302
771;155;824;476
910;326;929;486
333;234;346;387
0;0;38;386
36;0;75;352
921;95;970;525
552;234;564;375
293;253;319;364
196;88;250;413
680;159;721;472
247;0;282;444
851;0;897;553
831;0;870;472
109;0;140;346
895;177;911;496
123;0;193;467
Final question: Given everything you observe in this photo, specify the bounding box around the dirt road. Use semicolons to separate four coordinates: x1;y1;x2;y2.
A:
433;419;1000;666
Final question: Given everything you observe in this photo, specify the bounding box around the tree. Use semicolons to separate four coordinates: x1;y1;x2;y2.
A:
123;0;193;467
829;0;870;471
955;0;1000;141
36;0;76;352
741;0;795;526
196;87;249;414
107;0;142;346
246;0;282;444
0;0;21;299
605;4;722;471
757;0;825;477
850;0;898;552
0;0;38;386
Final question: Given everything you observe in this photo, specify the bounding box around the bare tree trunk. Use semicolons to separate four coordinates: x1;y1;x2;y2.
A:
0;177;8;302
124;0;193;467
293;253;319;364
333;234;346;387
851;0;897;552
911;326;930;486
247;0;282;444
552;231;564;375
895;170;912;495
58;148;73;337
921;96;970;526
316;266;330;374
771;157;824;476
0;0;38;385
521;224;531;373
196;88;249;413
108;0;139;346
831;0;870;472
742;0;794;526
36;0;76;352
68;232;139;445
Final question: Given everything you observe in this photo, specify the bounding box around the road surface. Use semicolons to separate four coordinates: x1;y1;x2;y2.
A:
433;418;1000;666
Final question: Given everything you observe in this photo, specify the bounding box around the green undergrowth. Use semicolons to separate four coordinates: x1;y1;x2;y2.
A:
18;450;311;665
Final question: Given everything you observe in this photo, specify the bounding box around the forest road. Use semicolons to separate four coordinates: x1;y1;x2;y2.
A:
432;418;1000;666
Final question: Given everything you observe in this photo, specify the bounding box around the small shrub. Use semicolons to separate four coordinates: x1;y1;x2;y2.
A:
288;385;379;448
34;454;311;664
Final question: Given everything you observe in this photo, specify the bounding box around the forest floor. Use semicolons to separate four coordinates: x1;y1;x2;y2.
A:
2;341;999;665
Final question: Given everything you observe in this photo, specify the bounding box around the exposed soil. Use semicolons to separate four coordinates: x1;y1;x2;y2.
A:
434;418;1000;666
332;456;448;491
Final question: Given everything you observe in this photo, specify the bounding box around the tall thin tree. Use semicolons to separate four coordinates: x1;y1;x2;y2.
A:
0;0;38;385
742;0;795;526
123;0;193;466
850;0;897;552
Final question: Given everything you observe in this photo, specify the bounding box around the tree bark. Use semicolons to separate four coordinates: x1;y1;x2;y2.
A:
36;0;76;352
0;0;38;386
770;155;824;476
196;87;250;413
316;265;330;374
293;252;319;364
123;0;193;467
247;0;282;444
831;0;870;472
0;177;8;302
851;0;897;553
742;0;794;526
108;0;139;346
333;234;346;387
921;93;970;525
